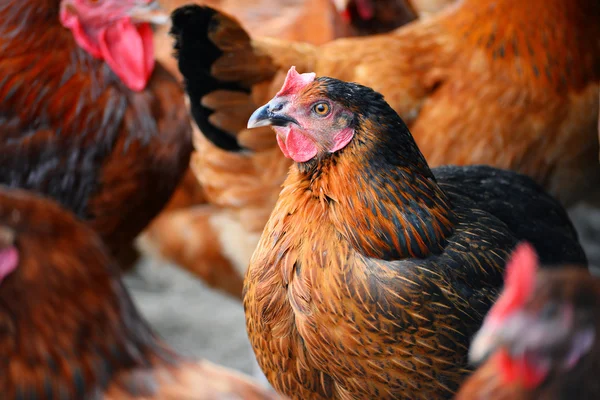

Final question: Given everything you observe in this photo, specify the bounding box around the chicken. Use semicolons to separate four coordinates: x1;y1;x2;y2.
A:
0;186;279;399
241;69;587;399
0;0;193;269
332;0;419;35
170;0;600;298
456;243;600;400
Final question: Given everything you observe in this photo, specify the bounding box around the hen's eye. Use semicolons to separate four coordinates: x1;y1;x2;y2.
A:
313;102;330;116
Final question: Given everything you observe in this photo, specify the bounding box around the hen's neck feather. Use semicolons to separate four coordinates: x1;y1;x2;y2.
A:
287;108;456;260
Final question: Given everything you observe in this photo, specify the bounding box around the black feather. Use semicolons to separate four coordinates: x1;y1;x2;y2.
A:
170;5;247;152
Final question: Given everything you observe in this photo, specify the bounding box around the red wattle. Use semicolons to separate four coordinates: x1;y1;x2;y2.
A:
276;127;318;163
99;19;155;92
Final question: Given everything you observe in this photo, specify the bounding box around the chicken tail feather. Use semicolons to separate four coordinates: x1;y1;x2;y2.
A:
170;5;277;152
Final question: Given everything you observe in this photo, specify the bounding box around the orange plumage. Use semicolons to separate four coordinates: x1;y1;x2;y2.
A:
0;186;280;399
0;0;193;269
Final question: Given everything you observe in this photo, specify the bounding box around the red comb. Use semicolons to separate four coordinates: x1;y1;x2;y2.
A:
487;242;539;322
276;66;316;97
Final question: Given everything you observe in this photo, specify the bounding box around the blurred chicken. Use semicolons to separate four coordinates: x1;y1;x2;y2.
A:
456;243;600;400
168;0;600;298
0;186;279;399
0;0;193;270
242;70;586;399
332;0;419;35
334;0;456;20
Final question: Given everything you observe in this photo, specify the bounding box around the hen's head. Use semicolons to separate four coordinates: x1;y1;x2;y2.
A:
59;0;168;91
248;66;412;169
470;243;598;389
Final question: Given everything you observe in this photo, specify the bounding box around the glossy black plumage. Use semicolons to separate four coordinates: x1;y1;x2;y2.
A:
171;4;249;151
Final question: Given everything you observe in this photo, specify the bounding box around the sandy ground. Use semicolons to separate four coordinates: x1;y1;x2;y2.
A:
124;204;600;377
124;261;256;374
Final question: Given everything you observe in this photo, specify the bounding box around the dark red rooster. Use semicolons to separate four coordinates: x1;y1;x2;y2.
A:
0;0;192;267
243;69;587;399
0;186;279;399
457;243;600;399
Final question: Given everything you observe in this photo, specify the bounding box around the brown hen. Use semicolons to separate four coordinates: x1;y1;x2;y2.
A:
0;0;193;269
456;243;600;400
0;186;279;399
241;70;586;399
170;0;600;298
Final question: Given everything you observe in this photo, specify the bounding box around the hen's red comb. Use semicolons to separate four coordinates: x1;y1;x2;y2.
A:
276;66;316;97
487;242;539;322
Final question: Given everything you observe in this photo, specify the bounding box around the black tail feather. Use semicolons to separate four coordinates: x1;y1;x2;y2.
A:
170;5;247;151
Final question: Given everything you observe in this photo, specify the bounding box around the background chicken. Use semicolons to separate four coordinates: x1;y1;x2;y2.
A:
0;186;279;399
242;70;587;399
0;0;193;269
332;0;458;34
333;0;458;29
457;243;600;399
168;0;600;298
332;0;418;35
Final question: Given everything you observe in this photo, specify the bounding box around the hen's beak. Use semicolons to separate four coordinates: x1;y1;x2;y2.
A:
247;101;298;129
130;0;169;25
